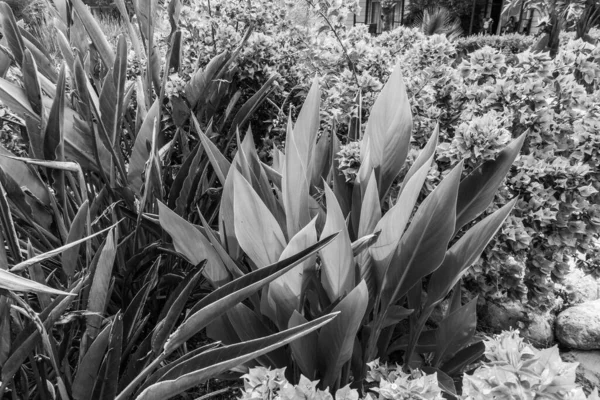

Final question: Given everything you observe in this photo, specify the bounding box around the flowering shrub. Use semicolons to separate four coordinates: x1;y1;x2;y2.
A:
238;332;599;400
463;330;594;400
455;33;536;55
173;1;600;309
238;363;445;400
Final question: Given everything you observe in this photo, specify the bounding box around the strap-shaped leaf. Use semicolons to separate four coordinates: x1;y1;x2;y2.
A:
381;161;462;309
71;0;115;68
317;280;368;390
358;62;413;198
268;218;318;329
288;311;318;379
426;199;517;310
157;201;230;286
433;297;478;367
165;233;338;355
455;132;526;232
320;184;355;302
370;153;433;289
0;2;25;66
85;230;117;341
134;313;338;400
283;114;311;238
233;168;286;268
72;323;112;400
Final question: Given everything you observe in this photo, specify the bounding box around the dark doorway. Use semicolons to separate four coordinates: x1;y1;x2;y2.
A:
491;0;504;33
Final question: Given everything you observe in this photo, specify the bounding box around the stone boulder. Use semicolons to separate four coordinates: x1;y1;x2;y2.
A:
556;299;600;350
562;269;600;305
561;350;600;395
522;312;555;347
479;299;526;332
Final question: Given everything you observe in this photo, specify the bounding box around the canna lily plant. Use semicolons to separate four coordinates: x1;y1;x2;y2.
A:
199;60;526;393
0;0;339;399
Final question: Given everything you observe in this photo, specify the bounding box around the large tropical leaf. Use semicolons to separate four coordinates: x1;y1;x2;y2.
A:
381;161;462;309
320;184;354;302
455;133;525;232
232;168;286;268
358;62;412;198
317;280;368;390
134;313;338;400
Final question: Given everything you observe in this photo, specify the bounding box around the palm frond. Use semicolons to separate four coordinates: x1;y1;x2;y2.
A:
411;6;463;41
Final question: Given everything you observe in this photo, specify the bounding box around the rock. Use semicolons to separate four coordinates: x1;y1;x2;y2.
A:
479;299;527;333
562;269;600;305
556;299;600;350
522;312;555;347
561;350;600;394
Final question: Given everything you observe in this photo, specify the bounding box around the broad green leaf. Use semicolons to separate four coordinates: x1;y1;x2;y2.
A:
332;135;352;218
293;77;320;178
164;233;337;355
135;313;338;400
382;161;462;309
184;50;229;109
227;303;288;368
44;63;66;206
158;201;230;286
151;264;205;354
21;33;57;83
239;128;284;229
86;230;117;341
233;169;286;267
1;279;82;384
370;154;433;288
440;341;484;377
317;280;368;390
0;179;21;263
310;133;332;192
399;124;439;195
283;114;311;238
425;199;517;310
219;161;242;260
268;218;318;329
0;78;111;173
455;132;525;232
288;311;318;379
128;100;160;194
358;62;412;197
193;115;230;186
114;0;143;59
0;3;25;67
96;312;123;400
227;75;278;140
71;0;115;67
61;201;90;277
10;222;118;273
197;208;244;279
433;297;478;367
358;171;381;238
22;49;44;118
0;298;10;366
0;269;71;295
73;323;112;400
320;184;355;302
421;367;456;395
0;45;10;78
26;242;50;309
171;142;203;216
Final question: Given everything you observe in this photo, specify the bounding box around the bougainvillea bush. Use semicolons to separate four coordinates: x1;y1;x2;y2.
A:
239;331;599;400
178;0;600;310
